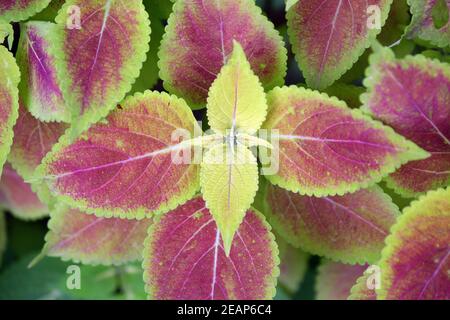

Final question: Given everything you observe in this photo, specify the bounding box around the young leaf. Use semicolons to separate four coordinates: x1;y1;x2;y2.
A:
262;86;429;196
37;91;201;219
159;0;287;108
264;183;399;264
8;103;67;182
207;41;267;135
143;196;279;300
52;0;151;134
0;22;14;49
0;0;51;22
16;21;70;122
201;143;259;256
406;0;450;47
378;187;450;300
0;46;20;177
348;271;377;300
286;0;392;89
42;204;152;265
0;164;48;220
277;236;309;294
362;47;450;197
316;260;367;300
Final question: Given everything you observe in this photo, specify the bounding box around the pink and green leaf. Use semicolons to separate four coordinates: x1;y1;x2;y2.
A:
0;164;48;220
378;187;450;300
52;0;151;134
361;47;450;197
277;235;308;294
262;86;429;197
0;46;20;178
42;204;152;265
263;182;399;264
0;0;51;22
316;260;367;300
406;0;450;47
159;0;287;108
16;21;70;122
36;91;201;219
286;0;392;89
143;196;279;300
8;102;67;181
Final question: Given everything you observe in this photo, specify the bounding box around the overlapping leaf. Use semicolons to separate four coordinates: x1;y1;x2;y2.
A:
42;204;152;265
0;164;48;220
362;47;450;197
0;45;20;177
52;0;151;134
0;0;51;22
37;91;201;219
262;86;428;196
406;0;450;47
263;183;399;264
378;187;450;300
16;21;70;122
8;103;67;205
159;0;287;107
143;197;279;300
286;0;392;89
315;260;367;300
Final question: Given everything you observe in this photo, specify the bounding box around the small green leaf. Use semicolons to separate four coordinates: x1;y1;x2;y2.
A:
201;143;259;256
207;41;267;135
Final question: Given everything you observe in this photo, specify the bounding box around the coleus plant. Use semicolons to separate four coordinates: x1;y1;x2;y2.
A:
0;0;449;300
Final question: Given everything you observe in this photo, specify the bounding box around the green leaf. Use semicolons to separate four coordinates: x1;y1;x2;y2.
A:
200;143;259;256
207;41;267;135
0;212;6;266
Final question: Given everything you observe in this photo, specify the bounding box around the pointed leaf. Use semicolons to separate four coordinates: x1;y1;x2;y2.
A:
378;187;450;300
16;21;70;122
262;86;429;196
207;41;267;134
277;236;309;294
37;91;201;219
0;46;20;177
348;271;377;300
406;0;450;47
43;204;152;265
201;143;259;255
0;164;48;220
143;196;279;300
286;0;392;89
316;260;367;300
0;0;51;22
159;0;287;108
52;0;151;134
362;48;450;197
264;183;399;264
